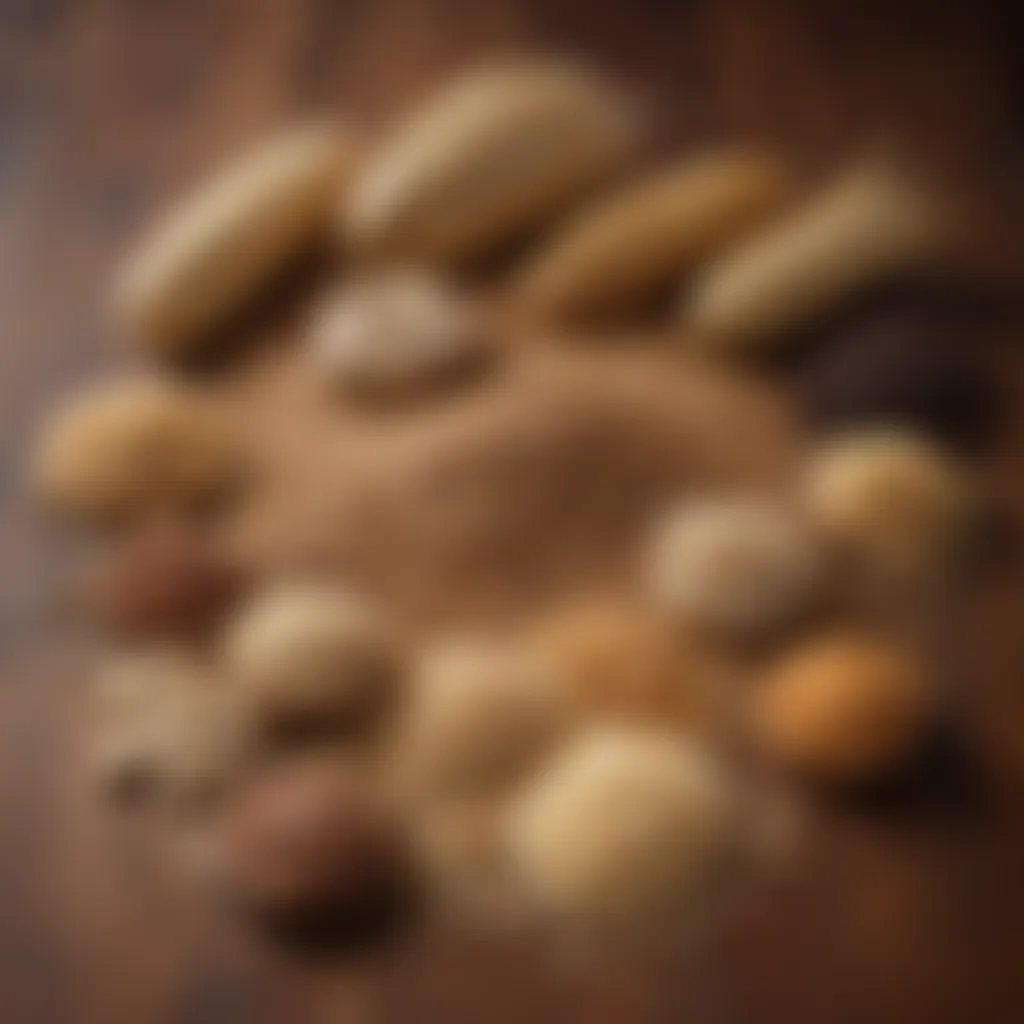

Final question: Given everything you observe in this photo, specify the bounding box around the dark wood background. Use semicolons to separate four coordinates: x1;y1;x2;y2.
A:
1;1;1023;1021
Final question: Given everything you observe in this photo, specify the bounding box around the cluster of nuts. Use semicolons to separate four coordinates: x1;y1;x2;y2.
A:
31;58;989;958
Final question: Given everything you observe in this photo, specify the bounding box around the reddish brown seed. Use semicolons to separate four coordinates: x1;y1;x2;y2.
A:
213;758;413;940
73;522;247;641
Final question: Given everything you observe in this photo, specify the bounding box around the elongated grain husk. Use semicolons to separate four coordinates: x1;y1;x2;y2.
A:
347;61;636;265
116;124;356;358
686;160;945;350
517;151;788;322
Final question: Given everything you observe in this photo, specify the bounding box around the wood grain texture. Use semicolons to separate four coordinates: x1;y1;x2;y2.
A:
0;1;1022;1021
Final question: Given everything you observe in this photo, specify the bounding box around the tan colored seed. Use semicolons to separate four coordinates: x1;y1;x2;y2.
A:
90;650;252;808
687;160;945;349
392;640;570;805
804;430;972;581
647;498;821;637
517;151;788;323
311;270;489;397
531;598;717;732
116;124;356;358
32;378;239;530
347;60;636;265
223;582;402;737
507;729;742;938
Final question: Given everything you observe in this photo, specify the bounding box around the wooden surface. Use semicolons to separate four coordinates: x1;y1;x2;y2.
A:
1;1;1023;1021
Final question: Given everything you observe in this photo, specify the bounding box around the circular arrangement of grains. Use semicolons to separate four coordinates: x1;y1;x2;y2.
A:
31;58;992;958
